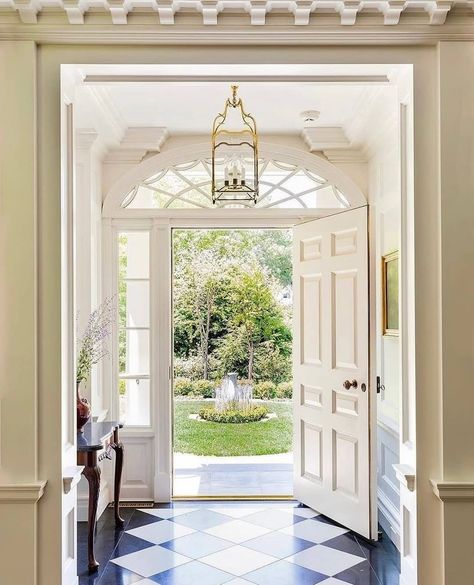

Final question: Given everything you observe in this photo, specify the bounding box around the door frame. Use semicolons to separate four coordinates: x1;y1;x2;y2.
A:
104;205;378;537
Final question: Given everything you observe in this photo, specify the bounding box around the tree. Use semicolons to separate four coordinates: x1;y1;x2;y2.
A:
173;251;227;379
227;263;291;380
172;229;293;383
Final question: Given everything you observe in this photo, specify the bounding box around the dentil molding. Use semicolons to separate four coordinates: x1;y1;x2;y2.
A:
0;0;472;28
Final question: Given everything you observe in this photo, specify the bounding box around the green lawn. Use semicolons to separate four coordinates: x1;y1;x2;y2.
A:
173;400;293;457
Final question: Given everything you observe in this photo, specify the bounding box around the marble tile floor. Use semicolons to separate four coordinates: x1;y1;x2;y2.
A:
173;453;293;496
78;502;400;585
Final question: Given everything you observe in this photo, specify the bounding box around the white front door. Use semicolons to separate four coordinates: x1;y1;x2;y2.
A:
293;206;372;538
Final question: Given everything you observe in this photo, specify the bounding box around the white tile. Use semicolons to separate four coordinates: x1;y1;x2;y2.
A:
139;507;198;519
111;545;191;577
200;545;276;576
204;519;271;543
281;507;320;519
126;519;196;544
243;509;299;530
209;507;265;519
135;580;162;585
224;580;255;585
280;519;347;543
164;531;232;558
288;544;365;576
317;579;353;585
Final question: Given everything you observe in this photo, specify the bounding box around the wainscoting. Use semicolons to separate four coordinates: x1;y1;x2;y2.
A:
377;421;400;549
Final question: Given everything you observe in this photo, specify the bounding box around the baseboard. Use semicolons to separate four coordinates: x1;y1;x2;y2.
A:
77;479;111;522
377;488;401;550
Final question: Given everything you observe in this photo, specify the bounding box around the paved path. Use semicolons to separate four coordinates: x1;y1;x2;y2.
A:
173;452;293;497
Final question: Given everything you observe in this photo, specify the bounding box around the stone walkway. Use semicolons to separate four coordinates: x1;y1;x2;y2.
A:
173;452;293;497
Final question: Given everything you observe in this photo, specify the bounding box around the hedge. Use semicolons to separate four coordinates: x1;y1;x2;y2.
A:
199;405;268;423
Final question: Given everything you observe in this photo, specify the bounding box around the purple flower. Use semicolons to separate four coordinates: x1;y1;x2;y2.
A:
76;296;116;384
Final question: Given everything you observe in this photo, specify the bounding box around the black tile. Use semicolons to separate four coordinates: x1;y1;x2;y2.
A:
354;529;400;584
334;560;381;585
125;509;165;530
323;533;366;558
111;532;155;559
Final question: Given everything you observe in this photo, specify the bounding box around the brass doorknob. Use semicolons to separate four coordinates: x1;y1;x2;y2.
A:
343;379;358;390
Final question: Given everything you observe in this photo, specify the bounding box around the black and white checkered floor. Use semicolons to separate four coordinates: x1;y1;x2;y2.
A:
79;502;400;585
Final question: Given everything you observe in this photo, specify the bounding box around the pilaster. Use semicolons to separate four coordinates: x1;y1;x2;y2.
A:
0;40;45;585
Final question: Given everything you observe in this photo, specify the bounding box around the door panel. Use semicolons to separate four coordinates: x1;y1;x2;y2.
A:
293;206;371;538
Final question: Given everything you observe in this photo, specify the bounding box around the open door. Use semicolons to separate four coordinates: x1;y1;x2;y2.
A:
293;206;372;538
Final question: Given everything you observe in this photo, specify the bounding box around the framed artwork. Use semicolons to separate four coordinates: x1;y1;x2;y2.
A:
382;251;399;336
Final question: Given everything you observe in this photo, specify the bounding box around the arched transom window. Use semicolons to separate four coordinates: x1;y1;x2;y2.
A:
121;158;351;210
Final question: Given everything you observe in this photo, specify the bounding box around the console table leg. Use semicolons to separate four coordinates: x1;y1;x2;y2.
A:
112;433;125;527
83;462;101;572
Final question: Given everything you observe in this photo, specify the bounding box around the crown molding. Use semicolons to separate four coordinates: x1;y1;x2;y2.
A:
0;481;47;503
1;18;474;43
303;127;350;151
121;127;169;151
323;148;367;163
86;85;127;145
431;479;474;501
83;74;391;83
104;126;169;163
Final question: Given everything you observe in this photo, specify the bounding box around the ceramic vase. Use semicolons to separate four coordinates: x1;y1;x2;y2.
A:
76;381;91;432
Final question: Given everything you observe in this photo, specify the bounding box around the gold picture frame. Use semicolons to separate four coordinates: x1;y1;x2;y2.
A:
382;251;399;336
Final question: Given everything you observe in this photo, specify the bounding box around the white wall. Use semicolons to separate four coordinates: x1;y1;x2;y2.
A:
75;130;111;520
366;90;402;547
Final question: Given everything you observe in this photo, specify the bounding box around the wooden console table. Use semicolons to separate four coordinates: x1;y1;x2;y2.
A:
77;421;124;572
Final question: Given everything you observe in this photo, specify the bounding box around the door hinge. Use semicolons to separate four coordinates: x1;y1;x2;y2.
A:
376;376;385;395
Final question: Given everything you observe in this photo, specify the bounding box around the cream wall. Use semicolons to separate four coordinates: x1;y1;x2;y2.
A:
0;40;473;585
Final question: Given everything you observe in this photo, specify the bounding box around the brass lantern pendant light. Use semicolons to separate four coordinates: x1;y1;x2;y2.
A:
211;85;259;205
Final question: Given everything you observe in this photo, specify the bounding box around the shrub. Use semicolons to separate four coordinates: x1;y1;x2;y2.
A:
253;381;277;400
191;379;215;399
276;381;293;399
174;377;194;396
173;356;204;381
253;341;292;385
199;405;268;423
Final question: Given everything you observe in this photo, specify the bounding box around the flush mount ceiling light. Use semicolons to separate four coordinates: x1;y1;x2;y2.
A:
211;85;259;206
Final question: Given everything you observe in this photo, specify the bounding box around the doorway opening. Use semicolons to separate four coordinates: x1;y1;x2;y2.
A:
172;228;294;498
63;62;415;584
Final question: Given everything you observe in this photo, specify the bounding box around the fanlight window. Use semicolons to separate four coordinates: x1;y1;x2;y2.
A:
121;159;350;209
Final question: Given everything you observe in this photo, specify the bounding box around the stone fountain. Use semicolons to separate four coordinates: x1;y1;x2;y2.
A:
215;372;253;412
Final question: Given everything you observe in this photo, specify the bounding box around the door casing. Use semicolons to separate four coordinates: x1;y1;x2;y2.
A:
105;206;378;539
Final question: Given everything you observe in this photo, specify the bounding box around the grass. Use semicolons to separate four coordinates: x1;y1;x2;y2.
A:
173;399;293;457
